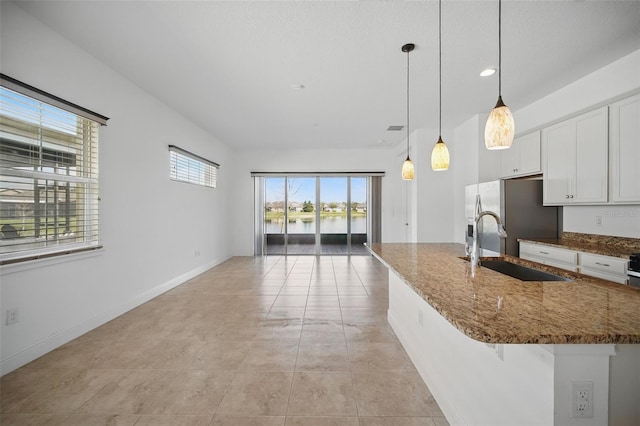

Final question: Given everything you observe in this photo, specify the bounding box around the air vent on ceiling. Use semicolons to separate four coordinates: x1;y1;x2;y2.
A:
387;125;404;131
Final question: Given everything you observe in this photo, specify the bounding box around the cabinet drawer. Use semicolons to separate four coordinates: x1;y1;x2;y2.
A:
579;253;627;276
520;243;578;266
579;267;628;285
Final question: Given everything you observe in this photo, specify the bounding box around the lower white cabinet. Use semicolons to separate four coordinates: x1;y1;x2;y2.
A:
579;252;628;284
519;242;578;272
519;242;629;284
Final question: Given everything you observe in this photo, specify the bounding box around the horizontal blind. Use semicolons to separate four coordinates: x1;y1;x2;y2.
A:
0;84;102;262
169;145;218;188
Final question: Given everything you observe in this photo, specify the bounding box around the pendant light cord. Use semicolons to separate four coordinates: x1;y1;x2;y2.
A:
498;0;502;97
406;47;410;157
438;0;442;138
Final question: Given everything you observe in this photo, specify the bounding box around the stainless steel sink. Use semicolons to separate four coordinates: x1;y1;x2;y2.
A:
480;259;571;282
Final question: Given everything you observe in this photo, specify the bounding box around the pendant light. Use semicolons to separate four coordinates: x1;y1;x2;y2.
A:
401;43;415;181
484;0;515;150
431;0;450;171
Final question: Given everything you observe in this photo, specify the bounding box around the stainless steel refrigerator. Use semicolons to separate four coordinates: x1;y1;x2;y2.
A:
465;179;560;256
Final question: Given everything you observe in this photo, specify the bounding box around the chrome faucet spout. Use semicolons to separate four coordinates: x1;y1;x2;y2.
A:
471;210;507;278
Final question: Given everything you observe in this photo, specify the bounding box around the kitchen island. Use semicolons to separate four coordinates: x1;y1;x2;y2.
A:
367;243;640;426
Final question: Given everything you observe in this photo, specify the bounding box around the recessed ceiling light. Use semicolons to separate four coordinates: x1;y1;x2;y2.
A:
291;84;305;90
480;68;496;77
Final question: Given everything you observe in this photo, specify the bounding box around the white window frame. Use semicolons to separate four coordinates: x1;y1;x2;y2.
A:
169;145;219;188
0;74;108;265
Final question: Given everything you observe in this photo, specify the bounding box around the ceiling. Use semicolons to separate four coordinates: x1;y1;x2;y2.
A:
13;1;640;150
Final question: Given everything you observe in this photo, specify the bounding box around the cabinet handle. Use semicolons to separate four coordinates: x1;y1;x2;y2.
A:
565;195;570;199
539;251;549;255
569;195;574;198
595;262;610;267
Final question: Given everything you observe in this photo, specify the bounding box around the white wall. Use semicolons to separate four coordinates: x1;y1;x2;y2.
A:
414;129;456;243
564;205;640;239
0;3;233;374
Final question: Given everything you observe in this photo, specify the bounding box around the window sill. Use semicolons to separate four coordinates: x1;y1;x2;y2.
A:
0;246;104;275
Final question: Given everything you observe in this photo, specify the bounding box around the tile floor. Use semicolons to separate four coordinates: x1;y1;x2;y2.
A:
0;255;449;426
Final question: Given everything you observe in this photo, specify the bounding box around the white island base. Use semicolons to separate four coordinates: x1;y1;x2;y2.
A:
387;270;640;426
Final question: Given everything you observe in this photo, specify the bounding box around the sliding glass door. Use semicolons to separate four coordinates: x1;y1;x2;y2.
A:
256;174;379;256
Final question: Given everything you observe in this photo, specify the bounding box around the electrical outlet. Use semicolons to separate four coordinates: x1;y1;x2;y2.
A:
6;308;19;325
596;216;603;226
571;381;593;418
418;309;424;327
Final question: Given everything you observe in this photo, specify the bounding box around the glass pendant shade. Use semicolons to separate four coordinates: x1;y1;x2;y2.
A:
431;137;450;171
484;96;514;150
402;157;415;180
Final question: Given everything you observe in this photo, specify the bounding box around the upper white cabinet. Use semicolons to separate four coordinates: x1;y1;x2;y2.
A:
609;93;640;203
542;107;608;205
500;131;541;178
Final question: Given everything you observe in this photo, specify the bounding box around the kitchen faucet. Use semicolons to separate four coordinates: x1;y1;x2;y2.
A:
471;210;508;278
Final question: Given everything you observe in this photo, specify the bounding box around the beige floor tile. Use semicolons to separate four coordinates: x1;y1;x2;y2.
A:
340;308;387;324
255;320;303;341
343;323;399;344
347;342;414;371
0;413;75;426
272;295;308;307
352;371;443;417
358;417;437;426
241;341;299;371
134;414;212;425
295;342;350;371
287;372;358;416
308;287;338;296
75;370;167;414
300;322;345;344
60;414;141;425
210;416;286;426
190;340;253;370
216;372;293;416
1;368;79;411
303;308;343;322
306;295;341;308
285;417;359;426
144;370;235;415
278;287;310;296
336;287;368;296
5;369;121;414
267;307;306;321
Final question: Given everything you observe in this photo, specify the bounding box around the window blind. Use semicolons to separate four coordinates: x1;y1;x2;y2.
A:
0;77;107;264
169;145;219;188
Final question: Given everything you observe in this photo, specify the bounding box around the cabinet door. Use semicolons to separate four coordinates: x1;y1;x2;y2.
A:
574;107;608;203
610;94;640;203
542;121;573;205
518;131;541;175
500;143;520;178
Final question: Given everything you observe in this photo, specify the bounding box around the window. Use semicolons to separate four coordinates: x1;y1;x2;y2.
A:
169;145;219;188
0;74;108;264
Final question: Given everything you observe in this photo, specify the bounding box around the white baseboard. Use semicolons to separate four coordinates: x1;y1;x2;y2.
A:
0;255;230;376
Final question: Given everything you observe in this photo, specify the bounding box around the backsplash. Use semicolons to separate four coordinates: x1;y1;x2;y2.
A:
562;232;640;253
563;205;640;238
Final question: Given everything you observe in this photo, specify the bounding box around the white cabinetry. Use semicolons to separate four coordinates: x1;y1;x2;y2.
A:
520;242;578;272
609;94;640;203
520;242;629;284
500;131;541;178
542;107;608;205
579;253;628;284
